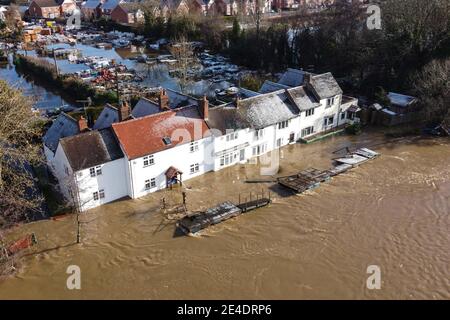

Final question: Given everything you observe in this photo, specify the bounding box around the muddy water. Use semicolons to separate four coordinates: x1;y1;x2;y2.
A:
0;131;449;299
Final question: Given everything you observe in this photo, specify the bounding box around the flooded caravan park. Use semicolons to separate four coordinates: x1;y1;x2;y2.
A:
0;131;449;299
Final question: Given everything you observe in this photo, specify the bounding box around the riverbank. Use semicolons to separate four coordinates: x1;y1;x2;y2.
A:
0;131;448;299
14;54;118;107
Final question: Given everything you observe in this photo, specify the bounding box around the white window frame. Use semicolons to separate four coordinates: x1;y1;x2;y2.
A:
190;141;199;152
305;108;315;117
276;138;283;147
324;116;334;127
254;129;264;140
143;155;154;167
301;126;314;137
93;191;99;201
326;97;335;108
225;132;238;142
99;189;105;199
278;120;289;130
190;163;200;174
89;165;102;177
252;143;267;156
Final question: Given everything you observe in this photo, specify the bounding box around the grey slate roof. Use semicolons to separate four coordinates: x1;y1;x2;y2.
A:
278;68;308;87
166;88;198;109
308;72;343;100
286;86;320;111
93;104;119;130
82;0;101;9
238;87;260;99
259;80;289;94
60;128;124;172
43;113;80;153
101;0;120;11
207;89;300;133
131;97;160;118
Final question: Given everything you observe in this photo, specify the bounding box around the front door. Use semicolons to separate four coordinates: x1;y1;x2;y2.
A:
240;149;245;161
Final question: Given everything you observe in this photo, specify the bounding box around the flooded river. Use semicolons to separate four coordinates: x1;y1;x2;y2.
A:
0;131;449;299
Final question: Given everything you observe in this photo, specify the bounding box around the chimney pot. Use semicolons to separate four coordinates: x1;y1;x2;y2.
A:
198;95;209;120
119;101;131;122
159;89;170;111
78;116;88;132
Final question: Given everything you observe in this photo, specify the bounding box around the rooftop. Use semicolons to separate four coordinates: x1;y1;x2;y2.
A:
207;89;300;133
93;104;119;131
60;128;124;172
259;80;289;94
286;86;319;111
308;72;343;100
43;113;80;153
112;105;210;160
278;68;309;87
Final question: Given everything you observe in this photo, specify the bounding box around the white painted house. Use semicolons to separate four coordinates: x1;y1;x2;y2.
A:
48;69;359;211
53;128;128;212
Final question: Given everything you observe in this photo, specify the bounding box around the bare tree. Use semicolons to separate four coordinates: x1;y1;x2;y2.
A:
413;58;450;124
0;80;43;274
168;36;195;93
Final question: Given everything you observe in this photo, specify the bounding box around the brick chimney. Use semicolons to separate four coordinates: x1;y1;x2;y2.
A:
235;96;241;109
304;73;312;85
158;89;170;111
198;95;209;120
78;116;88;132
119;100;131;122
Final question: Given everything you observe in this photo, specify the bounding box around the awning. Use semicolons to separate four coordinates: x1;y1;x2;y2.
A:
348;105;361;113
165;166;182;179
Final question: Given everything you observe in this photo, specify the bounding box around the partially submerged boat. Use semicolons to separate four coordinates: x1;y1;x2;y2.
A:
332;147;379;167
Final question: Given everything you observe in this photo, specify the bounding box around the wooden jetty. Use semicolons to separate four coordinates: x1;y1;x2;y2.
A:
278;148;379;194
177;197;271;235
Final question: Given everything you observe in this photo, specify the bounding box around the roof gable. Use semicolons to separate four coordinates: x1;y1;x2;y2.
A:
308;72;343;100
93;104;119;130
131;97;160;118
43;113;80;153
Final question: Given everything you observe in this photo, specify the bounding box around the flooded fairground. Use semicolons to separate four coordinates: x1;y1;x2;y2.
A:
0;131;449;299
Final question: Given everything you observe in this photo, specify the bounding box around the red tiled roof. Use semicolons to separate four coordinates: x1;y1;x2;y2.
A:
112;106;210;160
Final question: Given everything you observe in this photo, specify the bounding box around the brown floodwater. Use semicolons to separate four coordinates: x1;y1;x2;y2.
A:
0;131;449;299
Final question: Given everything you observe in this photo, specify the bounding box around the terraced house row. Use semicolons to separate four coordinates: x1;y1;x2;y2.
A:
43;69;360;211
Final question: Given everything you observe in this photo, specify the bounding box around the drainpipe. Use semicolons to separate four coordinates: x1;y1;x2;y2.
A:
128;158;135;199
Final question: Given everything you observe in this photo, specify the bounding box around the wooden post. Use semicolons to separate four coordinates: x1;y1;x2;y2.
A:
52;49;59;76
182;192;186;206
76;213;81;244
238;194;241;205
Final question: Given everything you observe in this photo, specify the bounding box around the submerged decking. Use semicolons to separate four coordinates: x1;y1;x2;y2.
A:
278;148;379;193
177;198;271;234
